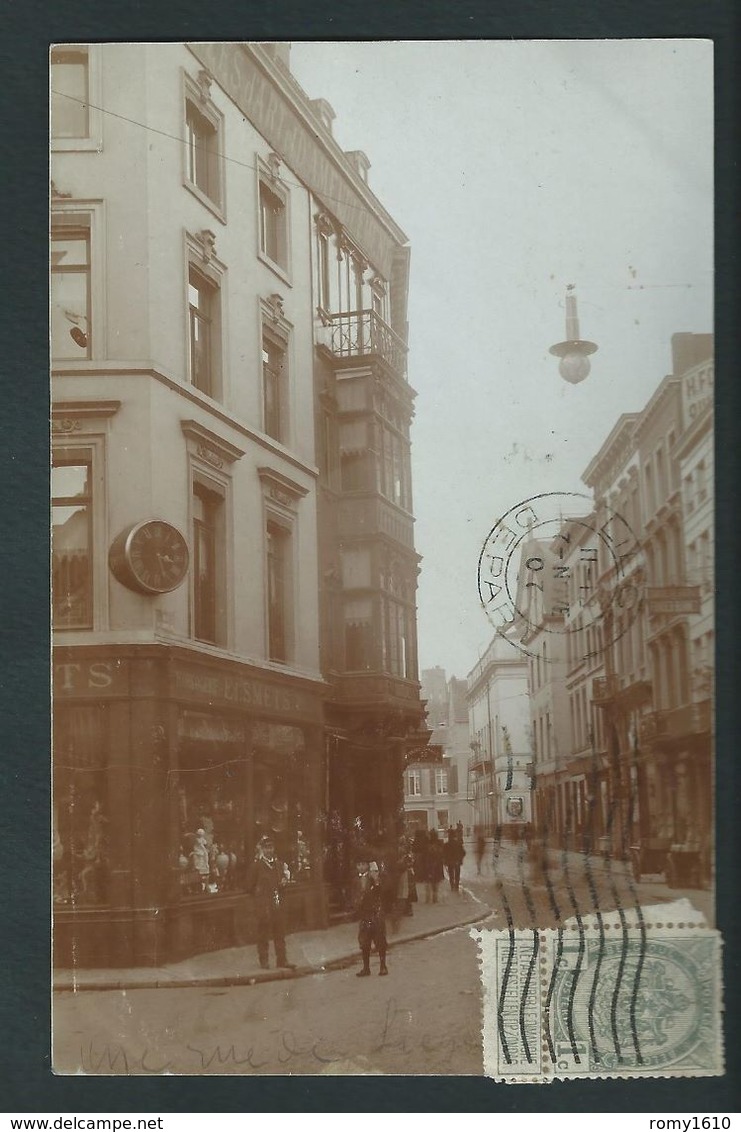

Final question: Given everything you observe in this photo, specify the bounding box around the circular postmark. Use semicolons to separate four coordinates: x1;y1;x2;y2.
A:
477;491;644;661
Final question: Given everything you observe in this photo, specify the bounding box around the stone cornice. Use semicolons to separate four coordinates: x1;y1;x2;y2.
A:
52;361;319;480
582;413;639;492
180;419;246;465
187;42;408;281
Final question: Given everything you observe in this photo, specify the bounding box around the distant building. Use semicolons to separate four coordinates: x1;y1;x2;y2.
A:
520;333;714;887
404;670;470;834
466;629;531;838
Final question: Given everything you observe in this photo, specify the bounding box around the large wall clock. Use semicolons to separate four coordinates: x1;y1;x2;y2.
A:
109;520;189;595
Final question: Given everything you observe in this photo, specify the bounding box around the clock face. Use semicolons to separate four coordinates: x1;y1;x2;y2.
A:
109;520;189;594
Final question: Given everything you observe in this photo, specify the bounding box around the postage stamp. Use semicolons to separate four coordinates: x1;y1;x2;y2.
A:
473;922;723;1081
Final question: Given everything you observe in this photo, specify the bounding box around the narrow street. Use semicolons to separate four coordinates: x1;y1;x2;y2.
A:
52;847;711;1076
53;913;487;1076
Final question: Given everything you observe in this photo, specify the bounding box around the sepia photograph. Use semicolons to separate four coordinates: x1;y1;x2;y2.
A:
50;39;717;1078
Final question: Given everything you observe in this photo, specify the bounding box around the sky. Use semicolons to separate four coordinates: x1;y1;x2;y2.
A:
290;40;714;681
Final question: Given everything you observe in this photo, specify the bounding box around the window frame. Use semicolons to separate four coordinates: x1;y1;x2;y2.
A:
258;467;308;668
257;160;291;283
51;43;103;152
51;201;106;366
184;231;227;403
51;414;115;634
182;70;226;223
259;296;293;446
190;471;228;648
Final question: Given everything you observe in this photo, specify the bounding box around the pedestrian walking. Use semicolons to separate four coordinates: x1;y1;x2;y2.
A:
444;828;465;892
425;829;444;903
475;833;486;875
355;861;388;976
251;835;296;971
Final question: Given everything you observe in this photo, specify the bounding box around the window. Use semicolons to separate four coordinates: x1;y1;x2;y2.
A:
344;598;373;671
378;425;412;511
51;222;91;359
352;257;365;313
435;767;449;795
259;178;288;271
188;265;220;397
262;334;286;442
52;460;93;629
318;230;331;312
193;483;224;645
185;102;220;207
266;521;290;663
408;770;421;797
696;460;708;504
51;46;89;138
320;411;340;490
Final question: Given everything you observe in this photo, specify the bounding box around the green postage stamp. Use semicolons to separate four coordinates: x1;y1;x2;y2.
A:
473;918;723;1082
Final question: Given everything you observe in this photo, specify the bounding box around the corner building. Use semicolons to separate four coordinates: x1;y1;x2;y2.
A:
51;42;426;964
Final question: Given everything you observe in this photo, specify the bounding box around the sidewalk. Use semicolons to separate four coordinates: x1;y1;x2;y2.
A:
53;885;492;993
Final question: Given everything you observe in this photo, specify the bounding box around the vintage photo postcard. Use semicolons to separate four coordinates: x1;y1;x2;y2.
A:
50;39;718;1078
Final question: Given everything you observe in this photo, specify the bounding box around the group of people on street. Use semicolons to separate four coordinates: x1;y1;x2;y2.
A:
250;822;469;977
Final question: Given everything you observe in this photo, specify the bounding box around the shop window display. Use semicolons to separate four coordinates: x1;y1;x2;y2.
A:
176;716;313;897
53;706;109;906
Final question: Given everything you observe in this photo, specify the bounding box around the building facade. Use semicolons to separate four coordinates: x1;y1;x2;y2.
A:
466;629;531;839
51;42;427;965
522;333;714;887
404;670;470;834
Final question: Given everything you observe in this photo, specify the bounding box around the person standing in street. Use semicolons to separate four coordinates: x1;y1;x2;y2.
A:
251;835;296;971
444;827;465;892
355;860;388;976
475;832;486;875
425;829;444;903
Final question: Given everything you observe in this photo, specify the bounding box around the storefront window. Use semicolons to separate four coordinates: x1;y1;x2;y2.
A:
53;706;108;906
176;715;312;897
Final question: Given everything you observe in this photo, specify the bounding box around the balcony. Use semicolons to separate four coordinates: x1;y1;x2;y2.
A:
592;675;618;703
639;700;712;745
318;309;408;381
646;585;701;618
337;494;414;548
332;671;422;709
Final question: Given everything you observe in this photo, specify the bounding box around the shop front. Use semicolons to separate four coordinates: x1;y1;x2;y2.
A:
53;644;326;967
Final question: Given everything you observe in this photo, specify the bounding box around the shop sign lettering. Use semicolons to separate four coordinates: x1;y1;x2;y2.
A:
54;660;127;695
173;667;318;719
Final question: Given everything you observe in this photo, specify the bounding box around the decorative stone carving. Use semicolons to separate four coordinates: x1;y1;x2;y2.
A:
266;292;285;323
196;69;213;103
196;443;224;469
266;151;281;180
52;418;82;434
51;179;72;199
196;229;217;264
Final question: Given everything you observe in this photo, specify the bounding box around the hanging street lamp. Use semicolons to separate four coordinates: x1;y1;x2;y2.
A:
549;284;598;384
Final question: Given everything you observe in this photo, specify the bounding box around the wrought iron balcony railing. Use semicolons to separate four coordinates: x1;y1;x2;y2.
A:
319;309;408;380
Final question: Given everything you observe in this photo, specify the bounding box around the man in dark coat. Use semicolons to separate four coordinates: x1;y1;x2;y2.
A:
444;828;465;892
355;861;388;976
252;835;295;970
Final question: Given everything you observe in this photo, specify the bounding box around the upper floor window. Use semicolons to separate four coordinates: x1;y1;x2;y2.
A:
262;333;286;442
318;230;331;312
182;71;225;219
434;767;449;795
51;220;91;359
51;45;102;151
193;481;225;645
51;46;89;138
407;770;421;797
259;176;288;274
267;521;290;662
52;459;93;629
188;266;219;397
344;598;373;671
